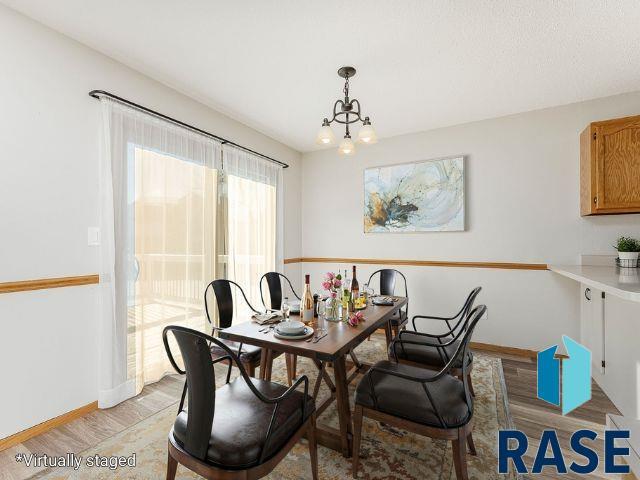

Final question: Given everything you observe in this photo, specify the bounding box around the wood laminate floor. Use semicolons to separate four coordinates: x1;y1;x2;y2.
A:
497;353;627;480
0;348;628;480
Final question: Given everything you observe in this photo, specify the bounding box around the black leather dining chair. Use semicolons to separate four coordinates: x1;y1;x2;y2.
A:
353;304;486;480
163;325;318;480
366;269;409;343
259;271;300;311
204;279;265;377
259;272;301;386
389;287;482;396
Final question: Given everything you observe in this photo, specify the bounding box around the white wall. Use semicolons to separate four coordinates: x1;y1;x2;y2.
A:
0;5;301;438
300;91;640;351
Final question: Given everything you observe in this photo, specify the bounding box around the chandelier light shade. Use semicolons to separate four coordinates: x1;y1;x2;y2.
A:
315;121;335;145
316;66;376;155
338;135;356;156
357;118;377;144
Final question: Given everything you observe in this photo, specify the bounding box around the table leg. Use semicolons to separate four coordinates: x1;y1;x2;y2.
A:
264;348;274;381
333;354;353;457
384;319;393;357
285;353;295;386
260;348;275;381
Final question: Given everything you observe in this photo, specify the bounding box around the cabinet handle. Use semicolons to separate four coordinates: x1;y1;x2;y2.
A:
584;288;591;301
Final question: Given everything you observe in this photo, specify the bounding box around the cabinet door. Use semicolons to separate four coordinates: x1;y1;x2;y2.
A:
580;284;605;374
602;295;640;419
594;116;640;212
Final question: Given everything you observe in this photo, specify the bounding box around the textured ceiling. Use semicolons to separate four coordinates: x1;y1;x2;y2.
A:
4;0;640;152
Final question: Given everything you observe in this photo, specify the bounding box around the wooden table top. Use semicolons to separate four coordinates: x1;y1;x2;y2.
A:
219;297;407;361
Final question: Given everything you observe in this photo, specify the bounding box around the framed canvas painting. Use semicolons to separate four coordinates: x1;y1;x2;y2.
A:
364;156;464;232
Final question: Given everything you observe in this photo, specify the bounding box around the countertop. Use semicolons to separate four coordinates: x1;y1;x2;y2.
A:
549;264;640;302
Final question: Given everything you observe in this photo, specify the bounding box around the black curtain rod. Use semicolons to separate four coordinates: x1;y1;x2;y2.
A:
88;90;289;169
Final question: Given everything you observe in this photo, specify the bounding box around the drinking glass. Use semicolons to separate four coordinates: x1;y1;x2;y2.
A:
364;283;375;305
282;297;290;320
316;300;327;334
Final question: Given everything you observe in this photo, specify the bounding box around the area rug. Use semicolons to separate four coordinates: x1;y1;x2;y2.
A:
37;335;516;479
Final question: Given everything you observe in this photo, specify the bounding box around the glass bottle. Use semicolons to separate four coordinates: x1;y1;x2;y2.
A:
301;274;314;324
342;268;351;310
351;265;359;299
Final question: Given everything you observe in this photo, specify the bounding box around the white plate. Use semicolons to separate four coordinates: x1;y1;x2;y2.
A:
277;320;305;334
273;326;314;340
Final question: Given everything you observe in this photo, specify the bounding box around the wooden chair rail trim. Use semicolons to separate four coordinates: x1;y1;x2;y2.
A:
0;275;99;294
284;257;548;271
0;401;98;451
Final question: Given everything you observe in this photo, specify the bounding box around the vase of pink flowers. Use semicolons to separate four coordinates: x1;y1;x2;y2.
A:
322;272;342;321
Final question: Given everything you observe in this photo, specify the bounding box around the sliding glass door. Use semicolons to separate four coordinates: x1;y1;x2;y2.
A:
99;98;282;406
226;173;277;319
129;146;218;387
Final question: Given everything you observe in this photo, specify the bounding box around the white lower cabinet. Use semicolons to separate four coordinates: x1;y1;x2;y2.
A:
581;284;640;419
601;294;640;419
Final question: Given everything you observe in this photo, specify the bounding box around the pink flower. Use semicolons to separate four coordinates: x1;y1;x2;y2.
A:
348;311;365;327
321;281;331;290
334;279;342;288
326;272;335;280
330;291;337;298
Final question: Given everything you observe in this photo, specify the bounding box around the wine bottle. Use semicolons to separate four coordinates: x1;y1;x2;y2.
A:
301;274;314;324
342;268;351;309
350;265;359;299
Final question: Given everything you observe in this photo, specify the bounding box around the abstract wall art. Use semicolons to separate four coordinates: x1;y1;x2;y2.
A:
364;156;464;232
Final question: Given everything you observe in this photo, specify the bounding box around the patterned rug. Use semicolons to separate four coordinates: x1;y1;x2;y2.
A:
38;335;515;479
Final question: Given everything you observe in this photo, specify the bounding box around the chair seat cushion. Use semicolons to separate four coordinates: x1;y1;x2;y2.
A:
211;338;262;363
389;332;473;370
172;377;315;469
355;360;471;428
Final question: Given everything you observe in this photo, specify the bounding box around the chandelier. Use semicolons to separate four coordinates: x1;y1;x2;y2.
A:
316;66;377;155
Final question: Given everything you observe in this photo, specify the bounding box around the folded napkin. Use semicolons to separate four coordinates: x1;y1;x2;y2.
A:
252;312;282;325
372;296;397;306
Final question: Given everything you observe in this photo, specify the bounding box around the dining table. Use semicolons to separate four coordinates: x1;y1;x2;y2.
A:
218;297;408;458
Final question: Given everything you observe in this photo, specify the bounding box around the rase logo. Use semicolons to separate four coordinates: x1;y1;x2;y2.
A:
498;336;630;475
537;335;591;415
498;429;630;475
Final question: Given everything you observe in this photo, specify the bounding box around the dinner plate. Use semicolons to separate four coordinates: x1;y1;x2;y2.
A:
273;326;314;340
277;320;305;334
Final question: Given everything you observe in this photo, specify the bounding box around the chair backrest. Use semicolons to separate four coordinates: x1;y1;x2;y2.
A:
447;286;482;336
368;268;409;312
461;287;482;321
259;272;300;310
445;304;486;410
368;269;408;296
204;279;259;329
163;326;217;461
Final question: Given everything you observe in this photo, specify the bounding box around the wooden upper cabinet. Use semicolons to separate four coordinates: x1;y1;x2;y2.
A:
580;114;640;215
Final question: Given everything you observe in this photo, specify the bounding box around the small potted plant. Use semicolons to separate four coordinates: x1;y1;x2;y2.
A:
614;236;640;263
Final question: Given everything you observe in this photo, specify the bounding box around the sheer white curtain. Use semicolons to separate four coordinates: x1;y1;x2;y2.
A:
222;146;284;319
98;98;222;408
